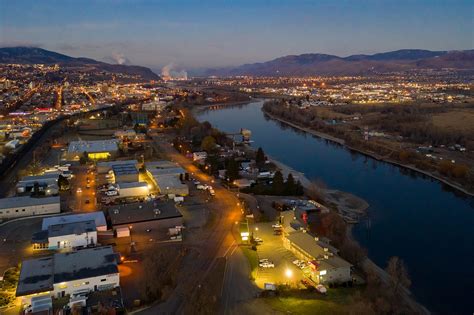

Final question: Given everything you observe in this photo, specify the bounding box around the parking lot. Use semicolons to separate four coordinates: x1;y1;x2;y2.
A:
252;222;306;288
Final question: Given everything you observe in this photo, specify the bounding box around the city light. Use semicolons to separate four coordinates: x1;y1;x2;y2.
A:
285;269;293;278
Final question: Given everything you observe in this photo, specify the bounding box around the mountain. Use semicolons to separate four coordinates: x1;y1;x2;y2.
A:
0;47;160;80
206;49;474;76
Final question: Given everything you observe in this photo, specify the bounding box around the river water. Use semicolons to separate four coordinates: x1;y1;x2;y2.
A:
196;100;474;315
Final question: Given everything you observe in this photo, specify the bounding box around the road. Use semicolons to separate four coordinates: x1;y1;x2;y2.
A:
69;165;97;212
137;135;258;314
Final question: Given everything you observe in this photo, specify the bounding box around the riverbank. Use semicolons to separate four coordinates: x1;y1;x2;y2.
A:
263;109;474;197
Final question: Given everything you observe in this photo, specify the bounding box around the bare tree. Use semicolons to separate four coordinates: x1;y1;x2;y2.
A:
386;256;411;298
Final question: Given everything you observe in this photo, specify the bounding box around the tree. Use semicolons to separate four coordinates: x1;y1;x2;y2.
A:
58;174;69;191
285;173;296;195
255;147;266;169
201;136;216;153
225;158;240;182
295;180;304;195
386;256;411;298
79;151;89;165
272;171;285;195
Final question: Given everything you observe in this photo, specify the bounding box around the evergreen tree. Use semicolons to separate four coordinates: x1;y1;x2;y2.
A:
285;173;296;195
295;180;304;195
255;147;266;169
272;171;285;195
225;158;240;182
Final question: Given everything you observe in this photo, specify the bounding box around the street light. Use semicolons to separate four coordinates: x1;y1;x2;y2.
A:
285;268;293;279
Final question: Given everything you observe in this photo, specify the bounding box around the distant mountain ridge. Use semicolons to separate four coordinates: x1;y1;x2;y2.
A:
206;49;474;76
0;47;160;80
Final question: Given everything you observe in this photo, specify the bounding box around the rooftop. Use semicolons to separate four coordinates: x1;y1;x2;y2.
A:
108;201;182;226
41;212;106;230
16;256;54;296
146;167;185;177
67;139;118;154
48;220;96;238
144;160;179;170
0;196;60;209
112;163;139;176
286;230;351;270
97;159;138;169
53;246;119;283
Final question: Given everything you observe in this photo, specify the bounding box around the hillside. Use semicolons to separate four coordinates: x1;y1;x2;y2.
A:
0;47;160;80
206;49;474;76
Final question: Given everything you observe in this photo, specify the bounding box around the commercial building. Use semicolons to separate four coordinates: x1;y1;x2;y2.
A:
66;139;119;161
32;220;97;250
145;161;189;196
0;196;60;220
283;230;352;284
96;159;138;174
108;201;183;234
16;246;120;302
116;181;149;198
41;212;107;232
112;163;139;183
16;173;59;195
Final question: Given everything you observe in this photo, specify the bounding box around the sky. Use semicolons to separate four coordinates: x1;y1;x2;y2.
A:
0;0;473;71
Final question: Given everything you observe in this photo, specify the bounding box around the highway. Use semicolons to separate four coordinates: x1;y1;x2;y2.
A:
137;136;259;314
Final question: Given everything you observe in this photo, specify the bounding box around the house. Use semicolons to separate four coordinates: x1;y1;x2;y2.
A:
192;151;207;162
16;246;120;303
32;220;97;250
0;196;60;220
283;230;352;284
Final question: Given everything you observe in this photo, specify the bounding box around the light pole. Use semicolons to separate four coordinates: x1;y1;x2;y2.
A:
285;268;293;286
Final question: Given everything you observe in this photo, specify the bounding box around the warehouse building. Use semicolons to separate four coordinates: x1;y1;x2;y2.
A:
32;220;97;250
108;201;183;234
283;230;352;285
42;212;107;232
16;173;59;195
116;181;149;198
97;159;138;174
112;163;139;183
0;196;60;220
145;161;188;196
16;246;120;303
67;139;119;161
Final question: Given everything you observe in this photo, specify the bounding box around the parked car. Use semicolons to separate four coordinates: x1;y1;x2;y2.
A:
209;189;216;196
259;258;269;263
272;223;282;229
196;184;206;190
259;261;275;268
106;190;118;196
254;237;263;243
193;181;201;185
316;284;327;294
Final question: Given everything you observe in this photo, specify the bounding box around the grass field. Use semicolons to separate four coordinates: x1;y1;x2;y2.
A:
431;109;474;133
263;287;356;314
241;246;259;280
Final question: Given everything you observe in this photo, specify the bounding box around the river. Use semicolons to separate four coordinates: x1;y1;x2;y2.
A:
196;100;474;315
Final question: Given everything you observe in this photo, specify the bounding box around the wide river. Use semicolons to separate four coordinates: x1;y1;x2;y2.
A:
196;100;474;315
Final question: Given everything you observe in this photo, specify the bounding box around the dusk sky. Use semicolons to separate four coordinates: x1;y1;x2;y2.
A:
1;0;473;70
